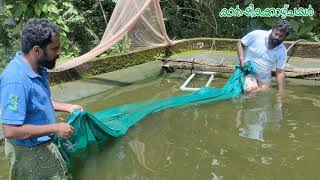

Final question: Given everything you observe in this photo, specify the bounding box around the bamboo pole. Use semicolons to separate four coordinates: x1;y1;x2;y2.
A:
159;58;320;79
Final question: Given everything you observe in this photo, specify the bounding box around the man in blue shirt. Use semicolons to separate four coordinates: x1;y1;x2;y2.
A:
0;19;82;179
236;20;293;93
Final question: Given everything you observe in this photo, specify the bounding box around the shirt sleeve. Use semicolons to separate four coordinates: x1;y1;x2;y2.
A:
0;82;28;125
276;49;287;69
241;31;257;47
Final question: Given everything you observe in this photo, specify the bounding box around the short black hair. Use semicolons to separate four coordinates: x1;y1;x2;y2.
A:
21;18;59;53
273;19;293;36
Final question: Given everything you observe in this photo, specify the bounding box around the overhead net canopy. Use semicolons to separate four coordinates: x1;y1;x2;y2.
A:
51;0;172;72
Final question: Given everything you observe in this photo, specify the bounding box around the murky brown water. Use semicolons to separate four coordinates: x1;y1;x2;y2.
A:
0;70;320;179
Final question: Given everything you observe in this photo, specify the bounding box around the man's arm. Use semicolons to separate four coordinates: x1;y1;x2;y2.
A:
276;68;285;91
52;100;83;113
3;123;73;140
236;41;245;67
237;31;256;68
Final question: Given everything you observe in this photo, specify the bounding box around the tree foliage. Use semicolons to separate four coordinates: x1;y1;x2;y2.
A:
161;0;320;41
0;0;319;72
0;0;115;63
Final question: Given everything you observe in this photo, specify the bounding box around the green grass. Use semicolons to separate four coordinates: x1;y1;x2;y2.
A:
169;49;237;58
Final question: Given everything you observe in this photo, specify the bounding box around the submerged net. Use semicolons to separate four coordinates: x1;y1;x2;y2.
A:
55;62;255;163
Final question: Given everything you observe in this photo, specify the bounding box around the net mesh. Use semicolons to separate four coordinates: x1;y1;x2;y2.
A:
55;62;255;163
51;0;172;72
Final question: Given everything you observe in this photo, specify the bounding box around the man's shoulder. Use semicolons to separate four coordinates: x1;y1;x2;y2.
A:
1;59;30;86
247;30;269;36
277;43;287;55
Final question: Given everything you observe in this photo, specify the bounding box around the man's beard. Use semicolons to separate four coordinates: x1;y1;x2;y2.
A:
38;51;58;69
268;34;282;47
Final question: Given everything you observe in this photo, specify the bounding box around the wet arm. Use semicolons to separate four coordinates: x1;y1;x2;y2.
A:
236;41;245;67
276;68;285;91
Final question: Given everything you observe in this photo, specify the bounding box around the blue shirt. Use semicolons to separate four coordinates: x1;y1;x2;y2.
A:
241;30;287;85
0;52;56;146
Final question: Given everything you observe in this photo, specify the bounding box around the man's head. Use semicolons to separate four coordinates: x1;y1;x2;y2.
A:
21;18;60;69
269;20;293;47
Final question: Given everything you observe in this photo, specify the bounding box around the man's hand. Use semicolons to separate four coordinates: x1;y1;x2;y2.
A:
240;60;245;69
65;104;83;113
52;100;83;113
53;123;74;139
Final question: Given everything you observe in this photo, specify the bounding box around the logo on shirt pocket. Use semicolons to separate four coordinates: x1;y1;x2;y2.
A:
9;94;19;111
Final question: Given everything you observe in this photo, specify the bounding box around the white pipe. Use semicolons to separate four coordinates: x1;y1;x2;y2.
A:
180;71;216;91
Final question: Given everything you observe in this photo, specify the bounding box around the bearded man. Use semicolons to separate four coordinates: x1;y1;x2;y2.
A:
237;20;293;92
0;18;82;179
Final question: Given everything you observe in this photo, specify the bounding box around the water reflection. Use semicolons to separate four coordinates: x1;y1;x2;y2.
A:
128;139;155;172
236;92;283;141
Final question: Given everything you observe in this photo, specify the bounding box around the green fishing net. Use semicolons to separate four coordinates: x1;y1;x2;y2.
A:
55;62;255;163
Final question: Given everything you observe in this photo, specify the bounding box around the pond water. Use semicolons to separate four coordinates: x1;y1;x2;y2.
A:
71;71;320;180
0;70;320;179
